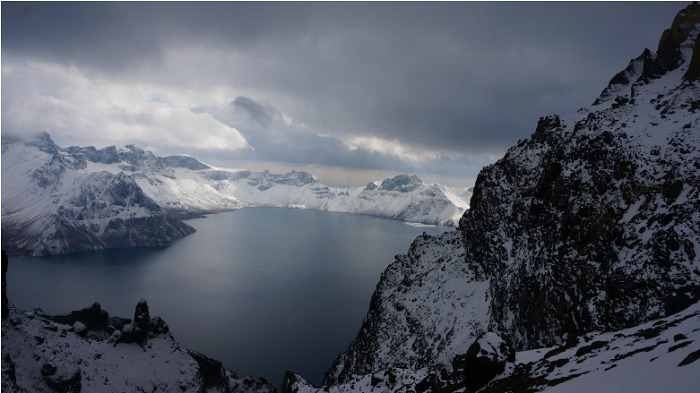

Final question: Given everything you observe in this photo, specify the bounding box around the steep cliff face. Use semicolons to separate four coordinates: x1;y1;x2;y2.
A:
324;3;700;386
1;134;195;256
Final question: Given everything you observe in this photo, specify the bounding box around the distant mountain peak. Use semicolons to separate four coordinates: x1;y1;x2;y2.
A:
594;3;700;106
379;174;423;193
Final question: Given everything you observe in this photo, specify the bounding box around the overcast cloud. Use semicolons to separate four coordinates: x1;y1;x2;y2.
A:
1;2;685;186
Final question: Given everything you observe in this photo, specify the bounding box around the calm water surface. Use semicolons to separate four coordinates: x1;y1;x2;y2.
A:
7;207;449;387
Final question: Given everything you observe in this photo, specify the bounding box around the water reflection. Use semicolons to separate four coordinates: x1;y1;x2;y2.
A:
7;208;449;387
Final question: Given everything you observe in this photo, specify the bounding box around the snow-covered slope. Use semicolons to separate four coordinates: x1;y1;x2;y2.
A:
284;300;700;393
1;134;195;256
321;3;700;389
59;144;472;226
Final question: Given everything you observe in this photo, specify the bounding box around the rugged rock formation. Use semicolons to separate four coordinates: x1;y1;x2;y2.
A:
284;301;700;393
323;2;700;388
0;262;277;393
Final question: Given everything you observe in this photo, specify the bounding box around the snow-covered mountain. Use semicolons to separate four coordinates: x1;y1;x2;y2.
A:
316;3;700;391
4;3;700;393
57;142;472;226
2;133;471;255
1;133;195;256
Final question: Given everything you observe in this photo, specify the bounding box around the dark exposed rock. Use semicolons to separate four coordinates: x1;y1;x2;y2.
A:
1;353;24;392
50;302;109;331
678;349;700;366
455;333;514;392
281;371;301;393
379;175;423;193
232;375;278;393
187;350;229;390
117;299;166;346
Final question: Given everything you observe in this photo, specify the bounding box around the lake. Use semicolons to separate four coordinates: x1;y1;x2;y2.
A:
6;207;450;388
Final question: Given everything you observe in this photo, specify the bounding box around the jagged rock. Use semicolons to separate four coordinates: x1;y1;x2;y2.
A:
1;134;197;257
379;174;423;193
1;259;274;393
133;298;150;344
116;299;169;346
325;3;700;386
1;353;24;393
231;375;277;393
282;372;311;393
50;302;110;331
454;333;514;392
187;350;229;390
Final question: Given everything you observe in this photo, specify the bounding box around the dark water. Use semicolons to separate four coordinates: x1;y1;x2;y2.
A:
7;207;449;387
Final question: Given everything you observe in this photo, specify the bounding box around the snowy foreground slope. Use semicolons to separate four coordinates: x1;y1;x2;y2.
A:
284;301;700;393
310;4;700;392
2;134;471;256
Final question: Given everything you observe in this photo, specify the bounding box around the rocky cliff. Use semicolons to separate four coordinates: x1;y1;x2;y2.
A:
321;2;700;389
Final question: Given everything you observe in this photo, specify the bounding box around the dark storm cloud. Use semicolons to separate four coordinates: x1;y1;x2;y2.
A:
231;97;277;129
1;1;688;178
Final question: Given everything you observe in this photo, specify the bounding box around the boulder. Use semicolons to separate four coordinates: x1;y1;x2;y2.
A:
41;361;81;393
453;332;515;392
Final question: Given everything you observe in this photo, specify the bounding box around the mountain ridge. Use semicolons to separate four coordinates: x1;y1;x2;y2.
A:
2;134;472;256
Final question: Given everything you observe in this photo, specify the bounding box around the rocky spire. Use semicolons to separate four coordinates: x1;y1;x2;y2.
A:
594;2;700;105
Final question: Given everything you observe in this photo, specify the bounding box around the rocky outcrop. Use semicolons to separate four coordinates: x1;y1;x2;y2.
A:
40;361;81;393
324;3;700;386
0;260;277;393
455;333;515;392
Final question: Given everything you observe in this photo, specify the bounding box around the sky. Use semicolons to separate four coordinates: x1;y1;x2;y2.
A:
1;2;687;187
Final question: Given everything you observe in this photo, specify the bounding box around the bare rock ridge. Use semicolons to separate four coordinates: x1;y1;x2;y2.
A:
314;3;700;392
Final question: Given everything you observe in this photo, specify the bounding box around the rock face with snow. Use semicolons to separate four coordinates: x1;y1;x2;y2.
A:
321;3;700;390
1;133;196;257
288;301;700;393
